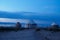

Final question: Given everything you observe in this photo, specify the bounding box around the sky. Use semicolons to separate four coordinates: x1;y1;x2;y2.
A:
0;0;60;24
0;0;60;13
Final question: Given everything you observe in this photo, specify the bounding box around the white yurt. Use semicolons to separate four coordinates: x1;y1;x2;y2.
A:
26;20;37;28
51;22;59;28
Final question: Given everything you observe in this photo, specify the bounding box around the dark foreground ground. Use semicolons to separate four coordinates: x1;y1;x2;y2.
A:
0;29;60;40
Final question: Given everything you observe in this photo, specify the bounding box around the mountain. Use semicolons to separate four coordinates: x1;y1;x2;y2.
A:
0;11;60;26
0;11;60;21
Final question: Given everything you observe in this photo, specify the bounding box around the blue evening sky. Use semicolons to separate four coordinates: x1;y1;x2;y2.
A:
0;0;60;13
0;0;60;26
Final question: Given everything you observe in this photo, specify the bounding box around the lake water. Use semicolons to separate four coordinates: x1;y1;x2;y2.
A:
0;29;60;40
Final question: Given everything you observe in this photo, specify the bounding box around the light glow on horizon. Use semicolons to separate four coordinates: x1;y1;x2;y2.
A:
0;18;29;23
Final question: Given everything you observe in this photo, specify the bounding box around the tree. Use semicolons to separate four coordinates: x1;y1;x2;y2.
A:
15;22;21;30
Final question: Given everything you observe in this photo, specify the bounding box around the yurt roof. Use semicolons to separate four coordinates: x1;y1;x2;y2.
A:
51;22;58;26
28;20;36;24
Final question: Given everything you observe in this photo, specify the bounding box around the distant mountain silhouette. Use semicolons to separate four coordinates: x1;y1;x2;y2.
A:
0;22;15;24
0;11;60;19
0;11;60;25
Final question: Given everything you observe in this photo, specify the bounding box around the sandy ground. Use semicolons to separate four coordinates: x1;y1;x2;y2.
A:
0;29;60;40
